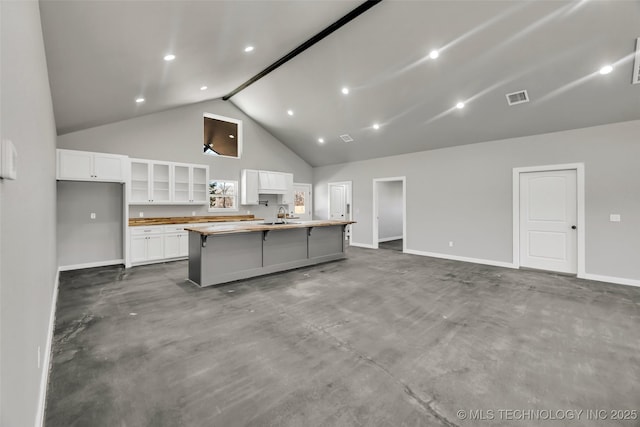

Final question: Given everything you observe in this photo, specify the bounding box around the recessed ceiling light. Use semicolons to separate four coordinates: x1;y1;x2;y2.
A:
456;102;465;109
163;54;176;61
341;87;349;95
287;110;294;116
318;138;325;143
429;49;439;59
244;46;254;53
229;135;235;139
373;123;380;130
135;97;145;103
599;65;613;75
200;86;208;91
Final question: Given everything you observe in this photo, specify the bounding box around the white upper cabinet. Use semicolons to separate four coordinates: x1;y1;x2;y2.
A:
257;171;292;194
277;173;294;205
57;149;127;182
171;163;208;204
130;159;171;204
241;169;259;205
129;158;209;205
242;169;294;205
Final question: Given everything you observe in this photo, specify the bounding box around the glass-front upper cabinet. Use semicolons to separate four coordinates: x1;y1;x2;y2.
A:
152;163;171;203
130;160;150;203
191;166;208;204
172;165;191;203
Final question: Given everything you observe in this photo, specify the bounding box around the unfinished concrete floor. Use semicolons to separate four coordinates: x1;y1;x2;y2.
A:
45;247;640;426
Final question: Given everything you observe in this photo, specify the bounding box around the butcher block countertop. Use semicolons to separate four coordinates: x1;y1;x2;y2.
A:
129;215;263;227
185;220;355;236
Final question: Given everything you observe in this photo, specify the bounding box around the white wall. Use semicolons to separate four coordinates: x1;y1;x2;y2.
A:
57;182;123;267
314;120;640;282
377;180;403;241
0;1;58;425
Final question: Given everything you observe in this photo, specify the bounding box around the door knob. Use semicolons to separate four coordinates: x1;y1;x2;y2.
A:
571;225;577;230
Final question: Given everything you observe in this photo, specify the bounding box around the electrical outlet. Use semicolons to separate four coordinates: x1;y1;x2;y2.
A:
37;346;41;369
449;241;454;247
191;211;196;216
609;214;621;222
90;212;96;220
139;212;144;218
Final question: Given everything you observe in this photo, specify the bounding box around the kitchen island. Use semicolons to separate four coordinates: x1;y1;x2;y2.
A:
185;220;355;287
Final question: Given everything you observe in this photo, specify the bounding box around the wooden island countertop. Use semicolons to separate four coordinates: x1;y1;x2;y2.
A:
129;215;263;227
185;220;355;236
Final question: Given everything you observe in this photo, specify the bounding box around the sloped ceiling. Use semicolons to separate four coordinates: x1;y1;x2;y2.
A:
40;0;640;167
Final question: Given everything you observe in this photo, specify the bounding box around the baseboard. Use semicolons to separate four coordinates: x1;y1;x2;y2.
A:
378;235;403;243
349;242;376;249
58;259;124;271
579;273;640;288
404;249;517;269
35;267;60;427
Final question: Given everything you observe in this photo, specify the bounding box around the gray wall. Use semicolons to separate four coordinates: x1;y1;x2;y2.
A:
377;181;403;241
314;120;640;281
57;182;123;267
0;1;58;425
57;99;313;221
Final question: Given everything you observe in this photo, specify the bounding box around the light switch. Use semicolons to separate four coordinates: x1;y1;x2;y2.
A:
609;214;621;222
90;212;96;220
139;212;144;218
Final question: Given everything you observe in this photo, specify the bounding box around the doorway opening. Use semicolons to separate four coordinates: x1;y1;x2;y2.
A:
373;177;406;252
328;181;352;244
513;163;585;275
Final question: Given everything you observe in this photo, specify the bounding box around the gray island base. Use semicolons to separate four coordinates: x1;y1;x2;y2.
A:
186;220;355;287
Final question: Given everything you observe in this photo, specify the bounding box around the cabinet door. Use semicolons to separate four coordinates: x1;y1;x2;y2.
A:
164;234;181;258
130;236;148;263
278;173;294;204
241;169;259;205
57;150;93;180
151;163;171;203
130;160;151;203
172;164;190;203
146;235;164;260
258;171;272;191
93;154;125;182
179;233;189;257
191;166;208;204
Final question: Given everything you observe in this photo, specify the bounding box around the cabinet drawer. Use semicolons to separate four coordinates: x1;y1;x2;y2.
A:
130;226;164;236
164;225;187;233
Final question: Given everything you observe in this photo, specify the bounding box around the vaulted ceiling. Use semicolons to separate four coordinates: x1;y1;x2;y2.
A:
40;0;640;167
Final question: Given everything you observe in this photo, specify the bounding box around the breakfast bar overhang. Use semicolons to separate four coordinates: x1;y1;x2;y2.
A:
185;220;355;287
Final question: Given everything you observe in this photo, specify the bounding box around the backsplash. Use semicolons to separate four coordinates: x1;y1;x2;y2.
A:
128;194;295;221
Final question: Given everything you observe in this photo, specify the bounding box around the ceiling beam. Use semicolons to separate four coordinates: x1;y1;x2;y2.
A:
222;0;383;101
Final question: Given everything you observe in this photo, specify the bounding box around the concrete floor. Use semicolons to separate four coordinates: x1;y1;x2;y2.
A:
45;247;640;426
379;239;403;252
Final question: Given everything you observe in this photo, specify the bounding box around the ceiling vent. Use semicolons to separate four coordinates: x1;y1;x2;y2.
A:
339;134;354;142
632;37;640;85
506;90;530;106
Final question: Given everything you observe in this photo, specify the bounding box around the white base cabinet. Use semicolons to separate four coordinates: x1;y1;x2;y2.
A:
130;227;165;264
130;222;246;266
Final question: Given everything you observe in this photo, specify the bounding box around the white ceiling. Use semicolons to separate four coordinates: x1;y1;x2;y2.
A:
40;0;640;167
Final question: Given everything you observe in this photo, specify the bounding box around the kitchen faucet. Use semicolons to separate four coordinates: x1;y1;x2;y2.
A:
277;206;287;223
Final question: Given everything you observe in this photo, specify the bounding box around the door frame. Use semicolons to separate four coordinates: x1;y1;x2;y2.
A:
293;182;312;221
512;163;585;276
372;176;406;252
327;181;353;244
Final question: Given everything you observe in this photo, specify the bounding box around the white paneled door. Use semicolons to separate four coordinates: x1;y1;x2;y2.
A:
519;170;577;274
329;185;346;220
